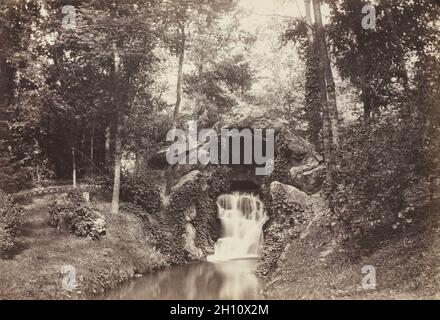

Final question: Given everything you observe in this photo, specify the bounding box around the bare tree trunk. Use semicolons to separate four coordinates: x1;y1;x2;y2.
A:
105;126;110;169
111;116;122;214
90;128;94;176
36;165;41;183
72;147;77;188
312;0;339;147
166;23;186;195
111;42;122;214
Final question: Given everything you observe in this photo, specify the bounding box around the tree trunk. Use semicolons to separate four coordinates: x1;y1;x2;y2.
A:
312;0;340;147
304;0;314;43
311;0;332;155
362;83;372;122
166;22;186;195
110;116;122;214
105;126;110;170
90;128;94;176
111;42;122;214
72;147;77;188
303;0;323;149
172;23;186;125
36;165;41;183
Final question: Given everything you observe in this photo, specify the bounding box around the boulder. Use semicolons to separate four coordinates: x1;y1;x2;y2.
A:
270;181;310;210
301;165;326;192
183;223;204;260
289;164;326;194
278;129;313;161
289;156;320;178
149;148;169;169
171;170;202;193
184;204;197;222
270;181;328;217
82;191;90;203
91;213;106;236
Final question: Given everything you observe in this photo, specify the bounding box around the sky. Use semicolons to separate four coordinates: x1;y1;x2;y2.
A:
239;0;306;19
238;0;330;30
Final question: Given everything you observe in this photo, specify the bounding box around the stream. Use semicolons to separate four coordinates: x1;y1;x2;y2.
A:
103;193;266;300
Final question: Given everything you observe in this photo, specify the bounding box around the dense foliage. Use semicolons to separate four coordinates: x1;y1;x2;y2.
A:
321;0;440;250
258;184;304;276
48;189;106;239
120;172;161;215
329;117;426;238
0;191;24;257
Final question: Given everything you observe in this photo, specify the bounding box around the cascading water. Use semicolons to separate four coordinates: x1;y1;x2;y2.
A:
207;193;267;262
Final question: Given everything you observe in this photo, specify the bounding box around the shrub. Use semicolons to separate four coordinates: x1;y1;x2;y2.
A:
328;115;432;249
0;190;24;258
120;172;161;215
48;189;105;240
257;185;304;276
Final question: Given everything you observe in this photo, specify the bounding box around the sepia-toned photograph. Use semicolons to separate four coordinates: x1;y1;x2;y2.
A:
0;0;439;304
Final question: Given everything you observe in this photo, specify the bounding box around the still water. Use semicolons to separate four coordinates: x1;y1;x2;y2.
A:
103;259;263;300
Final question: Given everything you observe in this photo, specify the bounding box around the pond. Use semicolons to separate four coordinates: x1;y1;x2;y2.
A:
102;258;264;300
102;192;266;300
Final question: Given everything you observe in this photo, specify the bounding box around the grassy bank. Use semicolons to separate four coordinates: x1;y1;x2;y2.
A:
263;212;440;300
0;195;167;299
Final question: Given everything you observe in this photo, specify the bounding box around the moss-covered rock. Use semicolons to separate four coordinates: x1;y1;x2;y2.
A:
258;181;329;276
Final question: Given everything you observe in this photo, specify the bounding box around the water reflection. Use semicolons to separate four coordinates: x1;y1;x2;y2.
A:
102;259;263;300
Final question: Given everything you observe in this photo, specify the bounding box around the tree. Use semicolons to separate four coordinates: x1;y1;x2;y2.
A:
0;0;49;185
162;0;238;194
303;0;322;148
110;43;122;214
282;0;339;153
327;0;439;120
312;0;339;147
173;21;185;126
37;0;165;212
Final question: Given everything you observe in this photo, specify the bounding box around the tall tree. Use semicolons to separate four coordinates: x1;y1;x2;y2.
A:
110;44;122;214
309;0;332;155
163;0;237;194
172;21;185;126
303;0;323;148
52;0;163;211
312;0;339;147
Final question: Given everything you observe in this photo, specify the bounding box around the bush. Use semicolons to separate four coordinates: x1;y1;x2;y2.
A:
48;189;106;240
328;115;432;248
0;190;24;258
120;172;161;215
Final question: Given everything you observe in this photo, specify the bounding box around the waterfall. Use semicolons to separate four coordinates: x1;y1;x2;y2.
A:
207;193;267;262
